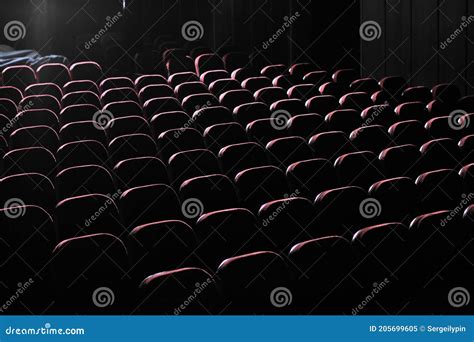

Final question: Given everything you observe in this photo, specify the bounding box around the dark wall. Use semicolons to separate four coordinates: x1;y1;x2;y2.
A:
361;0;474;93
1;0;359;71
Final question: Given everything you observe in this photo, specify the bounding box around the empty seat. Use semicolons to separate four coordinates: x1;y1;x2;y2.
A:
242;76;272;93
431;83;461;105
168;72;199;88
59;120;107;145
459;134;474;164
456;95;474;112
270;98;307;116
259;197;315;251
103;100;143;118
192;106;233;131
419;138;461;171
360;104;397;127
51;233;128;312
223;52;249;72
24;83;62;102
416;169;463;212
9;125;59;153
175;81;208;101
368;177;418;223
36;63;71;87
287;84;320;101
2;65;37;90
209;78;241;97
303;70;328;86
0;98;18;119
56;164;115;200
56;194;122;239
138;268;219;314
195;54;225;76
272;74;298;89
266;136;314;168
134;74;167;91
339;92;371;110
114;156;168;189
144;97;182;118
305;95;338;115
105;115;151;142
100;77;134;92
287;158;337;197
394;101;428;121
0;173;55;214
20;94;61;114
232;67;259;82
220;89;254;110
401;86;432;103
308;131;354;161
0;86;23;105
325;109;362;134
350;125;393;152
318;82;346;98
138;84;174;104
246;118;287;145
128;220;196;281
261;64;286;79
57;140;108;171
63;80;100;95
120;183;182;229
332;68;358;85
59;104;99;126
180;174;238;213
289;63;317;80
334;151;383;188
425;116;469;140
379;144;422;178
254;86;287;105
200;69;229;86
371;90;395;106
218;142;268;177
69;61;103;83
150;111;190;137
168;149;220;187
286;113;326;139
379;76;407;99
350;77;379;94
62;91;101;108
388;120;429;146
235;165;289;212
101;87;138;105
182;93;219;114
157;128;204;161
195;208;263;270
204;122;247;153
313;185;368;237
3;147;56;178
233;102;271;126
216;251;291;313
12;109;59;132
109;133;157;163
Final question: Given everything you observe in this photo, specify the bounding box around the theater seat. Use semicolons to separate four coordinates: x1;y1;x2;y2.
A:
218;142;268;177
114;156;169;189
